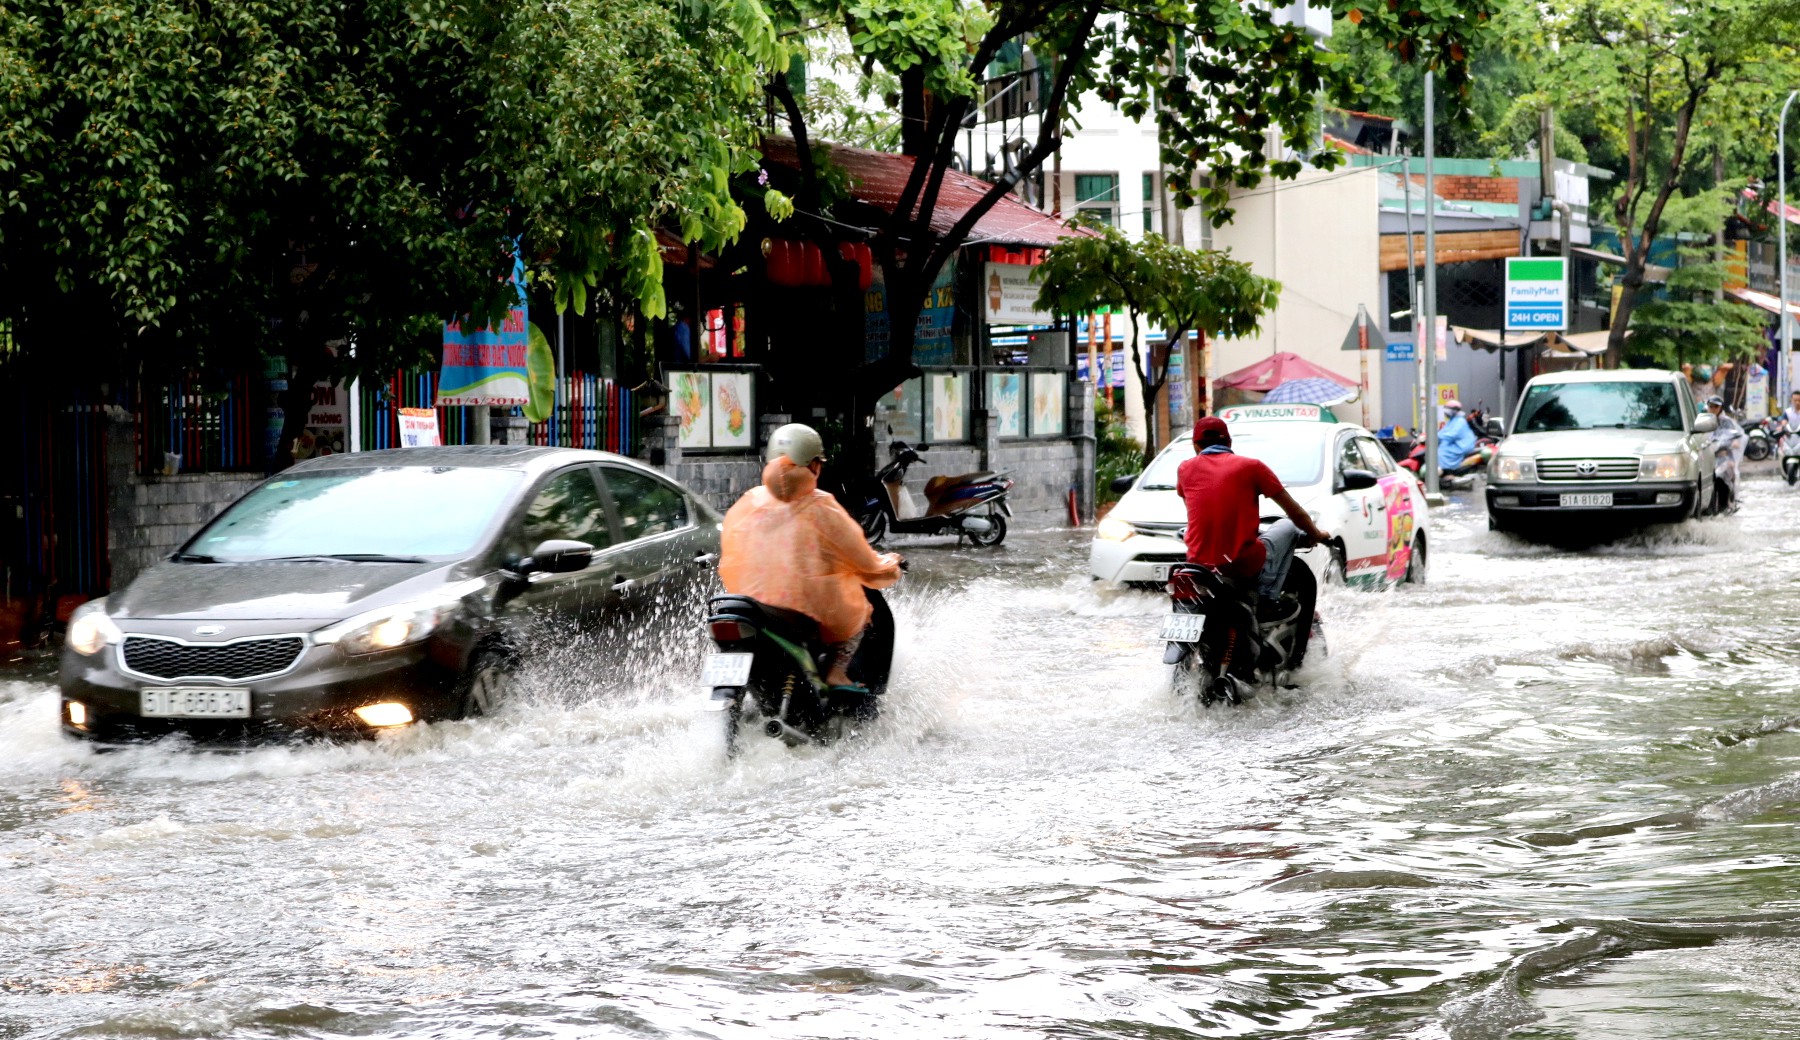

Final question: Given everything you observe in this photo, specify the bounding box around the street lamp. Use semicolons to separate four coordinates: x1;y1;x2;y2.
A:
1780;89;1798;407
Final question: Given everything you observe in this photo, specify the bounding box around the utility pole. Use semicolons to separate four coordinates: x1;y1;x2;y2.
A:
1423;71;1440;499
1780;90;1797;406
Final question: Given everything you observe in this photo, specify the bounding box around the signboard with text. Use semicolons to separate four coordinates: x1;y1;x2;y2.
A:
982;262;1054;325
1505;257;1568;331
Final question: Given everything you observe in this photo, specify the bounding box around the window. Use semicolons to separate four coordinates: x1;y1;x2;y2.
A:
603;466;689;541
1356;438;1396;475
524;468;613;551
1075;174;1118;227
1142;172;1156;234
1515;381;1683;433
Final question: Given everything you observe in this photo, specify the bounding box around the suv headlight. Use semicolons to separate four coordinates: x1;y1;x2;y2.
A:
1639;453;1683;479
1096;515;1135;542
316;598;457;656
1493;456;1535;482
66;600;121;656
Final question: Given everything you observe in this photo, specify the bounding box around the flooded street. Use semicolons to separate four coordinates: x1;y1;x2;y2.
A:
7;478;1800;1040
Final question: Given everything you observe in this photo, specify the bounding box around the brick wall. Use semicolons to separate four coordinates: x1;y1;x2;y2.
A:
1408;173;1519;204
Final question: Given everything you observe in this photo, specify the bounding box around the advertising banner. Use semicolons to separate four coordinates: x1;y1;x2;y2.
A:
982;263;1054;325
438;256;530;406
398;407;441;447
1505;257;1568;332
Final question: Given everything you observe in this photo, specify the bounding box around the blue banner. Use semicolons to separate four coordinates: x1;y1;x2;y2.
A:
437;258;529;406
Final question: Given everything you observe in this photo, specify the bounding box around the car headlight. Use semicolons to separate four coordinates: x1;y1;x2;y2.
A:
1096;515;1135;542
1639;453;1683;480
1493;455;1535;482
316;598;455;656
66;600;121;656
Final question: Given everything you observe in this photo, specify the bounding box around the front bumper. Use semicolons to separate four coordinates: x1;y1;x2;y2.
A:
58;636;464;743
1486;481;1694;515
1089;531;1324;585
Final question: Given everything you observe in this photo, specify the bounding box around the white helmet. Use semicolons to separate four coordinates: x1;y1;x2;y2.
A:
766;423;825;465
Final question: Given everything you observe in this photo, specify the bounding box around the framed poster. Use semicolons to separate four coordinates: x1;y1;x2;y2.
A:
710;370;754;448
988;372;1024;437
1030;371;1065;436
929;371;967;443
672;370;711;449
875;377;924;444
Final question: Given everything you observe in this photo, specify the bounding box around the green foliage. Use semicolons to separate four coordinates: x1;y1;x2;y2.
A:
1626;191;1770;368
0;0;767;378
1095;396;1143;508
1034;218;1276;455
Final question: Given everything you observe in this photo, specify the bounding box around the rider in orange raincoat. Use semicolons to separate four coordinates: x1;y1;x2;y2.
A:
719;424;903;690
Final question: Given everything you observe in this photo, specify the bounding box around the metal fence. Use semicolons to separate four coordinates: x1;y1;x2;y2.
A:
5;387;115;602
526;373;635;454
136;371;262;475
358;370;480;450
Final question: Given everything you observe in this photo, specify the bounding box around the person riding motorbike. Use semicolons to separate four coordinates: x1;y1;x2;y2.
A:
1706;395;1747;514
1176;417;1331;621
718;424;904;692
1437;399;1483;475
1784;390;1800;432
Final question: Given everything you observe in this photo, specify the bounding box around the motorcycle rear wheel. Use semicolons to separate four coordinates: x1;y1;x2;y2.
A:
860;509;888;546
1747;435;1773;462
966;511;1007;548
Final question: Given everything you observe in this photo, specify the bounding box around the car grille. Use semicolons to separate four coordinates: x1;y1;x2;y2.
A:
121;635;305;681
1129;521;1186;539
1537;458;1639;482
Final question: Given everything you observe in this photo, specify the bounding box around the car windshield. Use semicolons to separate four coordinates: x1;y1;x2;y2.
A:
189;467;524;563
1138;425;1327;489
1515;381;1684;432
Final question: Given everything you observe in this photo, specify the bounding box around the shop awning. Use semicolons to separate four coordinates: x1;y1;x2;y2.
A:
1741;188;1800;229
1570;246;1670;283
1726;285;1800;319
761;137;1095;249
1454;326;1619;354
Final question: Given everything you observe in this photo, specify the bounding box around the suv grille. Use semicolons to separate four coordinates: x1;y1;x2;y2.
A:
1537;458;1639;482
121;635;305;681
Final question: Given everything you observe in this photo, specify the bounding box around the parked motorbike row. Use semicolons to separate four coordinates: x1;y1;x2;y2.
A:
1738;416;1800;484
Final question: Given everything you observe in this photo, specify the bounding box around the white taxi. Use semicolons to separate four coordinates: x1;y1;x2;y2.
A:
1090;404;1430;588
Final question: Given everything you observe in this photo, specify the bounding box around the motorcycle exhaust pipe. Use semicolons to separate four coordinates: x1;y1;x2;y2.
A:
959;515;994;534
763;718;812;746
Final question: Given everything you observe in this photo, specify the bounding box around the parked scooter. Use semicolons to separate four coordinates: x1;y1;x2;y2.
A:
1160;535;1323;706
850;441;1013;546
700;585;897;753
1745;417;1778;462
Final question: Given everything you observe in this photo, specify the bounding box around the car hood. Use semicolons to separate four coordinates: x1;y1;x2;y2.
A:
110;559;461;622
1500;428;1692;457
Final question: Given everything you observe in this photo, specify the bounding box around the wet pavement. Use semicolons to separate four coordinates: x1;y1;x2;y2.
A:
6;478;1800;1039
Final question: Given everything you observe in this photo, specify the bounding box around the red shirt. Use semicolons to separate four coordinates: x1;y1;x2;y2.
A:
1175;449;1284;579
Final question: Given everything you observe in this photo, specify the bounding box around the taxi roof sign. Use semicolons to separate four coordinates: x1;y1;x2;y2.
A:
1217;404;1338;423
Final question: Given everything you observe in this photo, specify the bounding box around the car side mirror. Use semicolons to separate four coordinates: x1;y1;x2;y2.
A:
1484;418;1505;439
1109;473;1139;494
1693;413;1718;434
519;539;594;575
1339;468;1379;492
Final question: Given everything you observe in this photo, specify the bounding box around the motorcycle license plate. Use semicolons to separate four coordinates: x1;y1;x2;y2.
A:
1559;493;1612;507
700;653;754;688
1161;613;1206;643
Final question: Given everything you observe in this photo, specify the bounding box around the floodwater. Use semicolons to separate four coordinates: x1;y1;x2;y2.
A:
6;478;1800;1039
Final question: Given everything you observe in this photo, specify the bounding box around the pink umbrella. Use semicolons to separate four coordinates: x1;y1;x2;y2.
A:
1214;352;1358;394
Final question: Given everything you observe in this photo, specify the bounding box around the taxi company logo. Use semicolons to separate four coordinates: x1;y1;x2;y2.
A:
194;625;225;637
1575;460;1598;476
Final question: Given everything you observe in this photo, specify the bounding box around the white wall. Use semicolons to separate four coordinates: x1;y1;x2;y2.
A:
1209;166;1387;428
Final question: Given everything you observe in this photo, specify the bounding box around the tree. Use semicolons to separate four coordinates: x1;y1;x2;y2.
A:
1544;0;1796;362
1034;220;1278;460
758;0;1498;431
1624;190;1770;369
0;0;769;457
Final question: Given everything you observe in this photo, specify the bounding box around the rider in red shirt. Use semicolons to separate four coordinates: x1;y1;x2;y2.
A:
1176;417;1329;619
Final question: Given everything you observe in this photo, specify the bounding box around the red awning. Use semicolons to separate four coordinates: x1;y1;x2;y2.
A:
1214;352;1358;393
761;137;1091;249
1741;188;1800;228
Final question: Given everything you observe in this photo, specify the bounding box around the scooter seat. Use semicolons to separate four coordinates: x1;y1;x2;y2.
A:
706;594;822;646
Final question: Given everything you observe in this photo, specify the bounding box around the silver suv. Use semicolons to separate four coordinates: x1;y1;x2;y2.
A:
1485;369;1718;533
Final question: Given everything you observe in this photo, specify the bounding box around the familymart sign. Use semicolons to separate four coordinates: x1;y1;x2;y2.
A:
1504;257;1568;332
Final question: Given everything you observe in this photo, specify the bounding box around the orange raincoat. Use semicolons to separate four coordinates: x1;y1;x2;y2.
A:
719;458;902;643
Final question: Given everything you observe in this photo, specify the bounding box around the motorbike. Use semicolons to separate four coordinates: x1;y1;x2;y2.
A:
851;441;1013;547
1160;533;1323;706
1398;440;1495;490
700;586;896;752
1780;423;1800;486
1745;417;1779;462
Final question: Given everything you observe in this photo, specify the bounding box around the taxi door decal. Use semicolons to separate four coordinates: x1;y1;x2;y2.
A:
1378;473;1414;582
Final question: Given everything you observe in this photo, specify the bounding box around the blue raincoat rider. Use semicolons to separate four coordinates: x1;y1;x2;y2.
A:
1436;399;1478;472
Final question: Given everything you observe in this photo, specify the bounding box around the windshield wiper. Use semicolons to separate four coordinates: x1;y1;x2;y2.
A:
253;553;427;564
170;552;218;563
